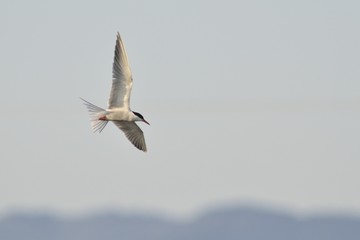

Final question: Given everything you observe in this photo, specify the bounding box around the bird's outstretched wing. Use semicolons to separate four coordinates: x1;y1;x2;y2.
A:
113;121;147;152
108;32;133;110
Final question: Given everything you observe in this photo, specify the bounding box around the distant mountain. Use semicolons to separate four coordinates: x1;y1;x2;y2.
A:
1;206;360;240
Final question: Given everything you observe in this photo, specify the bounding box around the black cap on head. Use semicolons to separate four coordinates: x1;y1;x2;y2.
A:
133;111;144;119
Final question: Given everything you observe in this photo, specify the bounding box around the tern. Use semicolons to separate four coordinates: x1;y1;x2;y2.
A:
81;32;149;152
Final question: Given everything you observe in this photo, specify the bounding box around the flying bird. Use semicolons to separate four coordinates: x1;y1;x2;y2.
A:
81;33;149;152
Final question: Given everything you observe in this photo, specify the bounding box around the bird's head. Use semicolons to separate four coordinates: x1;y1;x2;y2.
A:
133;111;150;125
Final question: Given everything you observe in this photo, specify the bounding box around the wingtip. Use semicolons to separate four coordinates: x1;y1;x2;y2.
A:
137;145;147;152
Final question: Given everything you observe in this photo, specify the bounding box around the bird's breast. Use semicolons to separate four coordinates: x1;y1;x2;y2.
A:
106;109;133;121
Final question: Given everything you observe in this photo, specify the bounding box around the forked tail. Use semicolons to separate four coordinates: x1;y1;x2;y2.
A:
80;98;108;133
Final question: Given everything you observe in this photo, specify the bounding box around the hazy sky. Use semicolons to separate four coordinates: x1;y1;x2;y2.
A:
1;0;360;218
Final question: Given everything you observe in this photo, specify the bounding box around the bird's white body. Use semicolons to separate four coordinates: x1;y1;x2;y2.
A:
81;33;149;152
106;108;136;121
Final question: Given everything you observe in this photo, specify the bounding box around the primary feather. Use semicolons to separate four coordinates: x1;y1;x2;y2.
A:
108;33;133;110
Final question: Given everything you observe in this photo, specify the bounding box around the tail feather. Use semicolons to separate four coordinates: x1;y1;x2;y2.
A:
80;98;108;133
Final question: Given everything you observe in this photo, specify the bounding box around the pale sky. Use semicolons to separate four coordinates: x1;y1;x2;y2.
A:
0;0;360;218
